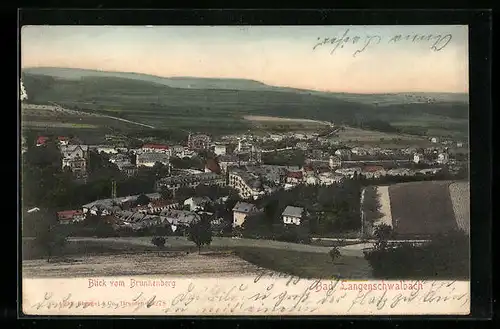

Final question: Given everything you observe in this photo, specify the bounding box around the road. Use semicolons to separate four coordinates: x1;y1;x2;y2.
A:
49;102;156;129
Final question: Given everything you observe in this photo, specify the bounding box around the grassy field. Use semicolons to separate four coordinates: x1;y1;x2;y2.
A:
22;237;372;279
21;71;469;137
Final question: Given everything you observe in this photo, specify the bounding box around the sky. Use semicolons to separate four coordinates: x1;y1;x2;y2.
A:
21;25;469;94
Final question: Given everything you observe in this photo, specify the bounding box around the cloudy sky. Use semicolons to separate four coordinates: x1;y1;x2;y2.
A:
21;25;469;94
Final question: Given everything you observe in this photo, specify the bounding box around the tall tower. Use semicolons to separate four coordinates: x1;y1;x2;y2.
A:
111;180;117;199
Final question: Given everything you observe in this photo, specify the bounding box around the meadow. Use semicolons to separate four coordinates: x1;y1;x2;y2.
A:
21;71;469;139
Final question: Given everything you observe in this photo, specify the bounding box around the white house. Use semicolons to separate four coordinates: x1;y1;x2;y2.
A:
437;152;449;164
214;145;227;156
232;202;259;228
282;206;305;225
413;153;424;164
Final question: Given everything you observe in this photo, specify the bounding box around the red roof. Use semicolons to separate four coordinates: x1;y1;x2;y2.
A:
287;171;303;179
36;136;49;145
57;210;83;220
363;166;385;172
142;144;169;150
206;158;221;174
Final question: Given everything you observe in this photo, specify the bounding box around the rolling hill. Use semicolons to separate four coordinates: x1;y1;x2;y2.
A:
20;67;469;138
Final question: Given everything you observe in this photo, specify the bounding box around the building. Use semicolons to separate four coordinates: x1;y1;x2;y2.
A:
118;163;138;177
431;137;439;144
282;206;305;225
170;145;186;157
329;155;342;169
188;134;211;150
141;144;171;156
214;145;227;156
57;136;69;146
232;202;260;228
36;136;49;147
361;166;387;179
156;172;225;193
286;171;303;185
296;142;309;151
183;196;212;212
228;169;265;200
136;152;170;168
57;210;85;224
413;153;424;164
61;145;89;177
437;152;449;164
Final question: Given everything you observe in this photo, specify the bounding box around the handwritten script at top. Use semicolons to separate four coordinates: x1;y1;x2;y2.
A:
28;274;469;315
312;29;453;57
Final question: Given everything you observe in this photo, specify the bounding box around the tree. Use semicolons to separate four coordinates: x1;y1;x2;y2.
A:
329;247;342;264
151;236;166;248
136;194;151;206
188;217;213;254
31;209;67;262
373;224;393;251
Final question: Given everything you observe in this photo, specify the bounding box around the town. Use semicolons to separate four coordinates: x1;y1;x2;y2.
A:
22;120;468;244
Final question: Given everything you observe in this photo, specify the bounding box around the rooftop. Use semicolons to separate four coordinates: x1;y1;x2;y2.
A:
282;206;304;218
233;202;257;213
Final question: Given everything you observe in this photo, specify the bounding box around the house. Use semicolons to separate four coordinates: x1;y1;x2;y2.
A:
141;144;171;155
136;152;170;167
183;196;212;212
296;142;309;151
57;136;69;146
36;136;49;146
413;153;424;164
232;202;260;228
170;145;186;157
61;145;89;176
214;145;227;156
156;172;225;193
286;171;303;184
318;172;345;185
282;206;305;225
57;210;85;224
351;147;369;156
328;155;342;169
187;134;211;150
118;163;138;177
437;152;449;164
361;166;387;179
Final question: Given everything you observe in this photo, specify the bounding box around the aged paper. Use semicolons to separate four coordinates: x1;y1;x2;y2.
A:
23;277;470;315
20;24;470;316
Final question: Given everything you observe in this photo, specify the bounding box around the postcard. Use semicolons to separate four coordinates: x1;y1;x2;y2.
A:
20;25;470;316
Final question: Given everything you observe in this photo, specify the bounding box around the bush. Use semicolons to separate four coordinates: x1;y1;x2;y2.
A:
151;236;166;247
329;247;341;262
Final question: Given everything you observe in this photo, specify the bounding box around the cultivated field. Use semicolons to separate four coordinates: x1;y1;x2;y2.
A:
335;126;426;143
388;181;459;237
